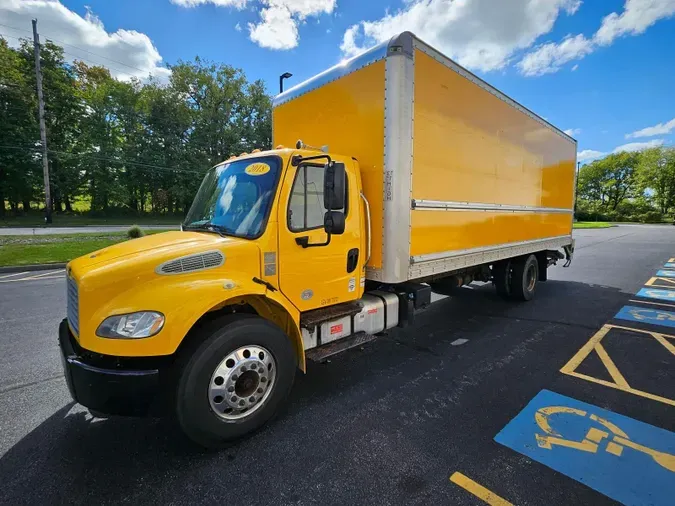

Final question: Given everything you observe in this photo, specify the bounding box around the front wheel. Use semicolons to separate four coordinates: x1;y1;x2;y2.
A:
174;315;297;448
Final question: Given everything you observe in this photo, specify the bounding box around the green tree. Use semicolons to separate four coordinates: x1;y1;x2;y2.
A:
0;37;39;215
636;147;675;215
578;151;640;210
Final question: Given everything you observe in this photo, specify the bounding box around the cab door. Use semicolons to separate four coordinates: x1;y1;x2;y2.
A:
277;156;363;312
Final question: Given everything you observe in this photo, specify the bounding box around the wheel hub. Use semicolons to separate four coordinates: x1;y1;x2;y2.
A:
526;264;537;291
208;345;276;420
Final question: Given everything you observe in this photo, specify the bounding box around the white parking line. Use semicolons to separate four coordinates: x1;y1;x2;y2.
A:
22;269;65;280
0;270;65;283
0;271;28;279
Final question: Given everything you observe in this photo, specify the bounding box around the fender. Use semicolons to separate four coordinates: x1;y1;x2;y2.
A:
78;275;305;372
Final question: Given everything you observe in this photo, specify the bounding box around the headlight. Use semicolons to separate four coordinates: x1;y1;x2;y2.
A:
96;311;165;339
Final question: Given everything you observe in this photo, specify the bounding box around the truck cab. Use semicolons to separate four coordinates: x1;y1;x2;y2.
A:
60;146;383;447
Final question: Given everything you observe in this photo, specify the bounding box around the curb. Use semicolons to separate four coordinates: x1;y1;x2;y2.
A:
0;263;67;274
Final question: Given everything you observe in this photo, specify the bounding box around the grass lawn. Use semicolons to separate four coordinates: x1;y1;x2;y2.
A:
0;213;182;228
573;221;615;229
0;230;171;266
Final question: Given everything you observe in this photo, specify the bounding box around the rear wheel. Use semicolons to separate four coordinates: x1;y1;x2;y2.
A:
174;315;296;448
510;254;539;301
492;260;512;299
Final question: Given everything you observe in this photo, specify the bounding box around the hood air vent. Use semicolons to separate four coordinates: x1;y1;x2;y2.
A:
156;250;224;275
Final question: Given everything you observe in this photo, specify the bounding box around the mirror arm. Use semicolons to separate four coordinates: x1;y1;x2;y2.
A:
292;154;332;167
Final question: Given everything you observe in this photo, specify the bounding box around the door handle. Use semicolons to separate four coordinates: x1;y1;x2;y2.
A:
347;248;359;273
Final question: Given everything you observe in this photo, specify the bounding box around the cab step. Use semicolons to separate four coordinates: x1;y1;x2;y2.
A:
300;300;363;330
305;332;379;362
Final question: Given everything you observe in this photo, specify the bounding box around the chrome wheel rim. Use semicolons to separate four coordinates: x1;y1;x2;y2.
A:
208;345;276;421
526;264;537;292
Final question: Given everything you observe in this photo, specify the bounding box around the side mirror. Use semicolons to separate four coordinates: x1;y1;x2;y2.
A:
324;162;345;210
324;211;345;235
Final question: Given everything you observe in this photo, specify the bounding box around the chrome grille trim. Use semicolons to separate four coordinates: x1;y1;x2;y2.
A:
66;276;79;336
156;250;225;275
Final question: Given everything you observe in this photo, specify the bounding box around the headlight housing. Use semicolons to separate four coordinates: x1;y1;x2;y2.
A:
96;311;165;339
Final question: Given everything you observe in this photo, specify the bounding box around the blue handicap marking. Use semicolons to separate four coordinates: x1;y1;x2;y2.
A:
637;288;675;302
495;390;675;506
656;270;675;278
615;305;675;328
664;263;675;268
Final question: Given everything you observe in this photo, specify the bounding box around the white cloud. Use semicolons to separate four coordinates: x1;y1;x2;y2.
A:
248;4;298;49
626;118;675;138
170;0;247;7
173;0;336;50
613;139;665;153
518;34;593;76
564;128;582;136
0;0;170;82
578;149;606;162
518;0;675;76
339;0;582;72
577;138;667;162
571;64;579;71
234;22;242;32
595;0;675;45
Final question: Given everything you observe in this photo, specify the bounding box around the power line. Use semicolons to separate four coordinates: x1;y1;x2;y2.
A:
1;25;161;76
52;39;159;76
0;32;24;42
0;145;202;174
0;22;31;35
61;50;140;77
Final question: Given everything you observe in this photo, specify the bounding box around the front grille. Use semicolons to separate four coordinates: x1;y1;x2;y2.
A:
156;250;224;275
67;276;80;336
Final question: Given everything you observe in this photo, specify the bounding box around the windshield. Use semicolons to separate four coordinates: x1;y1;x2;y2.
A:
183;156;281;239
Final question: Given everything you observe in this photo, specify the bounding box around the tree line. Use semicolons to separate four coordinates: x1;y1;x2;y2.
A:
0;37;271;217
577;147;675;223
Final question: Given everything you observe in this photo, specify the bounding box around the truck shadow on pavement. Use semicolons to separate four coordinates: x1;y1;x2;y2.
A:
0;280;632;505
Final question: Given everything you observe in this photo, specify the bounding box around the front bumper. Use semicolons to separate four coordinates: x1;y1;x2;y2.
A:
59;319;163;416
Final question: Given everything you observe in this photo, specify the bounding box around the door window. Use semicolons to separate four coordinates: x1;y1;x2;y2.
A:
288;164;346;232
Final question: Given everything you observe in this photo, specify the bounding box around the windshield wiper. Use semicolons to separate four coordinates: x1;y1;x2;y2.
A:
183;222;228;237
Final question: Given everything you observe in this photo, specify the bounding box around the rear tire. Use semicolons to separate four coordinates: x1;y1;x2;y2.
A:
174;314;296;448
492;260;512;299
510;254;539;301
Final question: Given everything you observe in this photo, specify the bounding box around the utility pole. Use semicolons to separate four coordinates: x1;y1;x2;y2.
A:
32;18;52;223
574;161;581;218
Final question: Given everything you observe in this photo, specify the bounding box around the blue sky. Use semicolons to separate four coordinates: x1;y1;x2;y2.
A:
1;0;674;163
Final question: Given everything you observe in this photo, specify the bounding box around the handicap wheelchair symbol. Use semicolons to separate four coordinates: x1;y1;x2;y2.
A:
535;406;675;472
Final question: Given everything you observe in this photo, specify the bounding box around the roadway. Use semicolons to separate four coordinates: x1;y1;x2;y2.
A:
1;225;674;505
0;225;179;236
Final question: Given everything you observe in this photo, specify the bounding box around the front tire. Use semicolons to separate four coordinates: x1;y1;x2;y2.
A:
175;315;297;448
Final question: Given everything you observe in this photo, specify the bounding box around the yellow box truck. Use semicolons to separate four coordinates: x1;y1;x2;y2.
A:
59;32;576;447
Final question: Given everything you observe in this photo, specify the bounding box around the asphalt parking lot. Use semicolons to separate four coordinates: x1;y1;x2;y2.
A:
1;224;674;505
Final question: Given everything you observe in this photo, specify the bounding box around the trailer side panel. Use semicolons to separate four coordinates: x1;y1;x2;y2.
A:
409;46;575;273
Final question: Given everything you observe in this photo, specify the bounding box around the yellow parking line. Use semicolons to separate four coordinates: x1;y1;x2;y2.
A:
594;343;629;388
629;299;675;309
644;277;675;289
561;324;675;407
652;333;675;355
0;271;28;279
450;472;513;506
